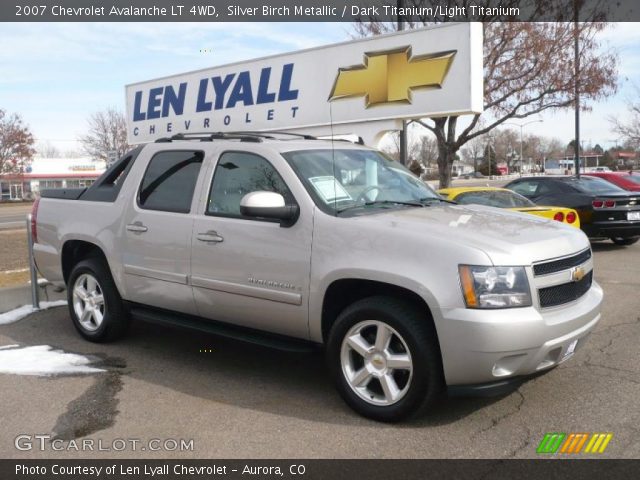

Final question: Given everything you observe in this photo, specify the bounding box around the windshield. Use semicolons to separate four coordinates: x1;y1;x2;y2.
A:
282;149;442;214
455;190;535;208
560;176;626;194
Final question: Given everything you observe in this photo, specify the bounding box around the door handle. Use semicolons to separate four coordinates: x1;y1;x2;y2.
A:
126;222;148;233
196;231;224;243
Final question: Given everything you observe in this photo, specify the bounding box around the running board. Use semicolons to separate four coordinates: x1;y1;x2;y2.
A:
126;304;318;353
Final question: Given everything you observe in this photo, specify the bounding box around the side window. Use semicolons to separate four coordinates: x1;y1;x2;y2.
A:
535;182;553;195
207;152;293;217
138;150;203;213
510;181;539;197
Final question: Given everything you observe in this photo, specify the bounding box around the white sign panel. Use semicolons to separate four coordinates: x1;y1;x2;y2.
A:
125;23;483;144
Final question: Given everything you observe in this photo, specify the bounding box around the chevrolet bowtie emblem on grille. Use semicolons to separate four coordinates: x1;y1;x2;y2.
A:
329;47;456;107
571;266;586;283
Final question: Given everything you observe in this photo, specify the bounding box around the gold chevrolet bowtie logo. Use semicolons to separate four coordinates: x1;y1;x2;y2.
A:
329;47;456;107
571;266;586;283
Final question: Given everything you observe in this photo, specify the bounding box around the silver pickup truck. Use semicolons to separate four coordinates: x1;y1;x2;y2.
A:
32;132;602;421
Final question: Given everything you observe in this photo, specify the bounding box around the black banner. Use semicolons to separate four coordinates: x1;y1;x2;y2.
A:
2;0;640;22
1;459;638;480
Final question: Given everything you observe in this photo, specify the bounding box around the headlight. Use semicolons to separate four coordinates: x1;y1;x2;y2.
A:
458;265;532;309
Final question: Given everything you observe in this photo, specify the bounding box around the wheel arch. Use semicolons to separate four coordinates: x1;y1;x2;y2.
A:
320;277;442;350
61;240;111;286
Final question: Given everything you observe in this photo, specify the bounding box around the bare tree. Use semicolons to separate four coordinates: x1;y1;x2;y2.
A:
609;86;640;149
0;109;36;174
79;108;131;161
354;3;618;187
539;137;565;160
37;141;60;158
412;135;439;170
461;134;486;172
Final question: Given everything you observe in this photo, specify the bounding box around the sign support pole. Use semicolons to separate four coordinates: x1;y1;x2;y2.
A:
397;0;408;166
26;214;40;309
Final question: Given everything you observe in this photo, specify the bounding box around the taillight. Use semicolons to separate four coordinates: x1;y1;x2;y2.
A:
553;212;565;222
566;212;577;224
30;197;40;244
593;199;615;208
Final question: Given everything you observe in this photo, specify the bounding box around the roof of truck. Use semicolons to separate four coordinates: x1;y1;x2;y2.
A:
149;131;375;153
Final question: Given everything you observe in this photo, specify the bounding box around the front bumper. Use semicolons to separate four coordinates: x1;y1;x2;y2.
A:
447;370;551;397
438;281;603;387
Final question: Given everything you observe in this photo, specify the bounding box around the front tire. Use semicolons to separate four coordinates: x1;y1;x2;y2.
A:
326;296;443;422
67;258;129;342
610;237;639;246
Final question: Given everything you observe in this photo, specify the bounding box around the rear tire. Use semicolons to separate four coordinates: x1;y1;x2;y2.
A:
610;237;639;246
67;258;129;342
326;296;443;422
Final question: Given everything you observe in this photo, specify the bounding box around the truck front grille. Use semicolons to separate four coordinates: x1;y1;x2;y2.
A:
538;271;593;308
533;249;592;276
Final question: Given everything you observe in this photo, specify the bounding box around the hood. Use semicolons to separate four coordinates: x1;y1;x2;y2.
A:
352;203;590;265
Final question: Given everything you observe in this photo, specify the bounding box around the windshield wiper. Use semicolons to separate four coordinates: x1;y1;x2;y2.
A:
336;200;424;214
418;197;457;205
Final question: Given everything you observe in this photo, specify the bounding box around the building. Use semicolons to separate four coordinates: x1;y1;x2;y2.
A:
611;151;638;169
544;152;604;175
0;157;106;202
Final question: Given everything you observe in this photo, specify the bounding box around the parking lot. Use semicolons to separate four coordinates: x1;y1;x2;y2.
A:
0;237;638;459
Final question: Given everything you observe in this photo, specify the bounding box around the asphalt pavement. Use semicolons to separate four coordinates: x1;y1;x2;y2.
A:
0;241;638;459
0;204;31;231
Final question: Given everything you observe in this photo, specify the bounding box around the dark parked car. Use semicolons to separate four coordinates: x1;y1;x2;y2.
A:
584;172;640;192
460;172;485;179
504;176;640;246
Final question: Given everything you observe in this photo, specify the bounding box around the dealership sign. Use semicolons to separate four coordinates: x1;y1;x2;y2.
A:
125;23;482;143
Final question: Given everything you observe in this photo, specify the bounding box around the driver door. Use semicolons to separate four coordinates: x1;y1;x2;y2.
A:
190;150;312;339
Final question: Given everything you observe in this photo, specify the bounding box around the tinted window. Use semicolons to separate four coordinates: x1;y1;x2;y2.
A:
138;151;203;213
509;180;555;197
559;176;625;194
207;152;293;217
509;180;539;197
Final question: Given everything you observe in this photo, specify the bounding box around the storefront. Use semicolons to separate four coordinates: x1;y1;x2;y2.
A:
0;157;106;201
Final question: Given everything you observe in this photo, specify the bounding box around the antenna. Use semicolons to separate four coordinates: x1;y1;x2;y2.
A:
329;102;338;215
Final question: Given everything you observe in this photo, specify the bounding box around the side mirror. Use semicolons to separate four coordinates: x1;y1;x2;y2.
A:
240;191;299;227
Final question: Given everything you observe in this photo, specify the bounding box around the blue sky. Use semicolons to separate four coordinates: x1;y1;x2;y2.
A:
1;22;639;154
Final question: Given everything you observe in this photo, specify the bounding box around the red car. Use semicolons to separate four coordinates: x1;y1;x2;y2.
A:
584;172;640;192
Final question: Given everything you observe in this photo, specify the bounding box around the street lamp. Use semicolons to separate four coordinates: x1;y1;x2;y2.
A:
504;120;543;176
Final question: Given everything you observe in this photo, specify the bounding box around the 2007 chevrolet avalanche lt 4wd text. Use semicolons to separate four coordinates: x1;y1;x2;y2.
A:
32;132;602;421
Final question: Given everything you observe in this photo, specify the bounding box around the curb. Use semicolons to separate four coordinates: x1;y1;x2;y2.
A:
0;282;67;314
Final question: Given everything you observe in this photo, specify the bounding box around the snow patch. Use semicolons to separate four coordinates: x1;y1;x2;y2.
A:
0;345;103;376
0;300;68;326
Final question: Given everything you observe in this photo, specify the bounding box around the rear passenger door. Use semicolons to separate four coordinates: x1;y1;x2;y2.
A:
121;149;204;315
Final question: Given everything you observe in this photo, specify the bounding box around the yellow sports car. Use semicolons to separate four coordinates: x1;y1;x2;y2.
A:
437;186;581;228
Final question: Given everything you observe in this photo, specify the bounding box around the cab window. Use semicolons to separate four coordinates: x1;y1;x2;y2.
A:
138;151;203;213
207;152;294;217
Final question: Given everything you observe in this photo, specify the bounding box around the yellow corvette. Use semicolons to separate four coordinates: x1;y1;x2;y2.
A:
437;186;581;228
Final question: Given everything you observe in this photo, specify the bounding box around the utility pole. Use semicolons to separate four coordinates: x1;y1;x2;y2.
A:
574;1;581;178
504;120;543;177
397;0;408;165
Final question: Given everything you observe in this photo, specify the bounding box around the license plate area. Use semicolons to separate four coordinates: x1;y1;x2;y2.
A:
628;211;640;221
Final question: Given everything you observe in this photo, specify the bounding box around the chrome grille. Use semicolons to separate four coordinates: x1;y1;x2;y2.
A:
533;249;592;276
